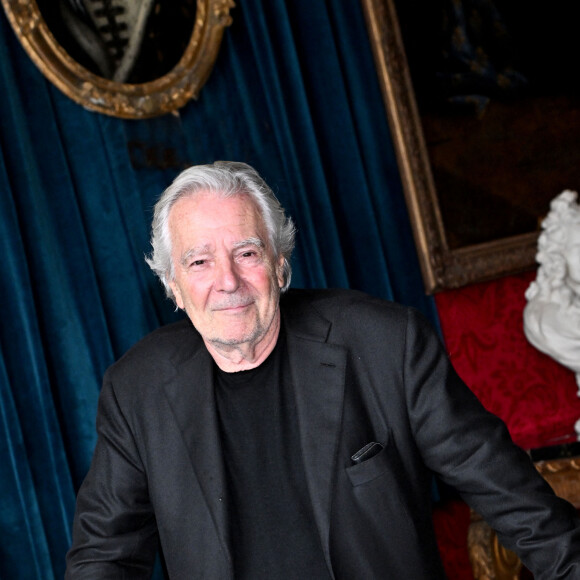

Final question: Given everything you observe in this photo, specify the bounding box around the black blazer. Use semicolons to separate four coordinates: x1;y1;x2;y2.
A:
66;289;580;579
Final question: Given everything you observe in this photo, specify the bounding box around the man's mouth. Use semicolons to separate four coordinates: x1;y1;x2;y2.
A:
211;301;253;312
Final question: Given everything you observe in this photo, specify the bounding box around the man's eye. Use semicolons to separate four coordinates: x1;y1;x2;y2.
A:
238;250;261;261
190;259;206;267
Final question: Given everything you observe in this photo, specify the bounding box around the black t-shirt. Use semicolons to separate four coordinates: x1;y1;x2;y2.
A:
215;330;331;579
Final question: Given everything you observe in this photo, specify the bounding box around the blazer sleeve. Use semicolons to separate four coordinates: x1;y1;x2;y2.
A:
402;307;580;579
65;375;158;579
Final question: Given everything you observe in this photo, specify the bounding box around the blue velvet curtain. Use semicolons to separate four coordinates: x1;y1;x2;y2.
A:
0;1;437;577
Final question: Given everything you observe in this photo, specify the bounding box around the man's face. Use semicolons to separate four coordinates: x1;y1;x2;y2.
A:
167;191;284;353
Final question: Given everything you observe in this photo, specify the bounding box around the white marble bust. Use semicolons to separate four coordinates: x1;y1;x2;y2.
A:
524;190;580;395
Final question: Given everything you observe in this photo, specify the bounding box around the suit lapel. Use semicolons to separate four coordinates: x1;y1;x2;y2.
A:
285;307;346;572
162;341;232;571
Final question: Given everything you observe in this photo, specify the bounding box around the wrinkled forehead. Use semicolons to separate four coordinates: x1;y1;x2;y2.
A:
169;190;271;248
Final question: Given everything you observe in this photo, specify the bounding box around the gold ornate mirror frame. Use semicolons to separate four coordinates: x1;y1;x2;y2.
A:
1;0;234;119
361;0;539;293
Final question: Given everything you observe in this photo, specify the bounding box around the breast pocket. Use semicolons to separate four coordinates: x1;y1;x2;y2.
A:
346;430;394;487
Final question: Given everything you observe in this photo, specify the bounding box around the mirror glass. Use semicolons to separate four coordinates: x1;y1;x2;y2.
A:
36;0;197;84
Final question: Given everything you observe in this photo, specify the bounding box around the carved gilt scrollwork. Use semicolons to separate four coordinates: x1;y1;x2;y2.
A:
536;456;580;507
468;513;522;580
1;0;234;118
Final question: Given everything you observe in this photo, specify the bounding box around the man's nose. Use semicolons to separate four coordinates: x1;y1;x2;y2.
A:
214;258;240;292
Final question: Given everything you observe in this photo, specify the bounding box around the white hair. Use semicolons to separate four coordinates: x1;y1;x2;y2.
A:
145;161;296;302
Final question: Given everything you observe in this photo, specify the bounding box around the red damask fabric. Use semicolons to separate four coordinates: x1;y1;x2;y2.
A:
435;271;580;449
433;499;473;579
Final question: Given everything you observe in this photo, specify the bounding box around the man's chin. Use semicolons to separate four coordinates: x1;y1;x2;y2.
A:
208;330;261;348
210;337;246;347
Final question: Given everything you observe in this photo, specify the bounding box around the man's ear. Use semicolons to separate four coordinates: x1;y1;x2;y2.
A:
168;280;185;310
276;256;285;288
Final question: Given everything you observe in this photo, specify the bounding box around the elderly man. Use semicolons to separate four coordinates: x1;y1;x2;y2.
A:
66;161;580;579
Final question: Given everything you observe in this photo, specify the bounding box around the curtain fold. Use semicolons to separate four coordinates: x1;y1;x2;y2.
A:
0;1;437;577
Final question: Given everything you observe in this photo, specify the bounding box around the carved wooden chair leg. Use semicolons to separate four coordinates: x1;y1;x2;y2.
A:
468;512;522;580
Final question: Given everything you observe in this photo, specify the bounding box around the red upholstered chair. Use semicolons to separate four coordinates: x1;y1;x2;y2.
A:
433;271;580;579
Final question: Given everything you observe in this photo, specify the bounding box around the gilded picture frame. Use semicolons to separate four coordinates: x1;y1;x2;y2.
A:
1;0;234;119
360;0;580;293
